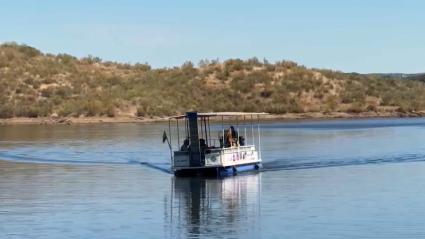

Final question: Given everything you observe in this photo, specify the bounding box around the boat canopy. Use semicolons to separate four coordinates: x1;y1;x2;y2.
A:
169;112;268;120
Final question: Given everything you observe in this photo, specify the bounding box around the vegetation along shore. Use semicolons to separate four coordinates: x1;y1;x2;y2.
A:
1;42;425;124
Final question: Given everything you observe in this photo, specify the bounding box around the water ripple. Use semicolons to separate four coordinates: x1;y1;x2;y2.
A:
262;153;425;171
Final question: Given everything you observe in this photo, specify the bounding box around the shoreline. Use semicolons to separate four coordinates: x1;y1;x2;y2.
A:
1;111;425;125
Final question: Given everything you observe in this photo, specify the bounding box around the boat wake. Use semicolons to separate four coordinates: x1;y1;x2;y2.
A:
262;153;425;171
0;151;141;165
139;162;172;174
0;151;171;174
2;150;425;175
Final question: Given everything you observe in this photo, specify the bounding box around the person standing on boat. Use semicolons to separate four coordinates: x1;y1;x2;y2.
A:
230;126;239;147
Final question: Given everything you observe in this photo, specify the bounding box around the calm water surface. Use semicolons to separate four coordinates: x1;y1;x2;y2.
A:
2;118;425;238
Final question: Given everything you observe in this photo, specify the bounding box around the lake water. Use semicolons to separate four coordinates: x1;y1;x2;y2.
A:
2;118;425;238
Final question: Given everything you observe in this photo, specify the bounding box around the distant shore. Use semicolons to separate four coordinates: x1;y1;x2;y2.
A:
1;111;425;125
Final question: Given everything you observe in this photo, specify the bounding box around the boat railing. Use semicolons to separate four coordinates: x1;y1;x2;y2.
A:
174;145;254;156
221;145;254;152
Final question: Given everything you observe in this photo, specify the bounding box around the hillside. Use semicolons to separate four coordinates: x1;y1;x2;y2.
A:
1;42;425;120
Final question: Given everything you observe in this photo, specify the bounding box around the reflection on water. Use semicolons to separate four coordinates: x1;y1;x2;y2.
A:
0;160;262;239
167;174;261;238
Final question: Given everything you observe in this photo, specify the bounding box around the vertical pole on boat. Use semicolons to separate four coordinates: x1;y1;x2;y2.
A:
184;117;189;139
237;116;240;162
257;115;261;160
204;117;208;147
251;115;254;147
198;117;202;165
222;116;224;148
176;119;180;149
207;117;211;146
199;117;203;140
236;116;239;148
168;119;172;146
244;116;246;146
168;119;174;162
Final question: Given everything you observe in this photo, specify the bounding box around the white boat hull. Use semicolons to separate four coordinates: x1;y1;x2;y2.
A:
172;145;262;176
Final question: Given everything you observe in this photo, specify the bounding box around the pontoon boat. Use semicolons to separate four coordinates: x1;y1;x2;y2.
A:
163;112;267;177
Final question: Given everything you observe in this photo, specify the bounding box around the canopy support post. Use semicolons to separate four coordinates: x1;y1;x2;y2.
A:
176;119;180;149
222;116;224;148
251;115;254;147
168;119;173;162
257;115;261;160
204;117;208;147
244;116;247;146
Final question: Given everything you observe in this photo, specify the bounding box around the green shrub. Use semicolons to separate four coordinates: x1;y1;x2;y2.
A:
0;104;14;118
346;103;364;113
84;100;103;116
41;88;55;98
366;105;377;112
105;106;116;117
136;107;145;117
14;105;39;118
224;59;244;72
